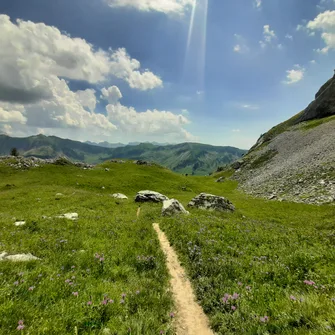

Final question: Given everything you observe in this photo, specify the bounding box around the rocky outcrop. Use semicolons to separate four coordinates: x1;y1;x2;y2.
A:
162;199;189;216
296;74;335;123
135;190;169;203
188;193;235;212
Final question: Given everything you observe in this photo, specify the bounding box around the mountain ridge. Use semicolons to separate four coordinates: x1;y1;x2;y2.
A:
0;134;246;175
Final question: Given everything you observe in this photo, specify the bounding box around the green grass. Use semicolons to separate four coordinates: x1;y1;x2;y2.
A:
1;160;335;334
301;115;335;131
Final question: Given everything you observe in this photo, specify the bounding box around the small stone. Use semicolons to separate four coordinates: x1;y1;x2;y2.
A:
57;213;78;220
162;199;189;216
14;221;26;226
112;193;128;200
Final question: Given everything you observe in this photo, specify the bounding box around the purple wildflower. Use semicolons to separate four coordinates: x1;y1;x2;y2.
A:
87;301;93;306
232;293;239;300
101;300;108;305
18;320;24;325
17;325;25;331
231;306;237;311
121;293;126;298
109;299;114;304
120;299;125;304
170;312;175;318
28;286;35;291
290;295;297;301
14;281;19;286
72;292;79;297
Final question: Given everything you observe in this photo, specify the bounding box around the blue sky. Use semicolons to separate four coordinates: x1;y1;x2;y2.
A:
0;0;334;149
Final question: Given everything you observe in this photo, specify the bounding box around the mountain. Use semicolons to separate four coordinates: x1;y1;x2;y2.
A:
85;141;173;148
228;73;335;204
0;134;246;175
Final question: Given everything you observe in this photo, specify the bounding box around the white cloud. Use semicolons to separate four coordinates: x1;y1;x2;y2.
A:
232;129;240;133
233;34;250;53
310;59;316;64
240;104;260;110
109;48;163;90
105;87;194;140
105;0;193;16
0;15;165;138
0;14;161;108
283;65;305;85
259;25;280;49
306;10;335;53
285;34;293;40
101;86;123;104
75;89;97;112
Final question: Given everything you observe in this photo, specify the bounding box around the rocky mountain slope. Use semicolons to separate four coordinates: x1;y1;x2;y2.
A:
0;134;246;175
231;74;335;205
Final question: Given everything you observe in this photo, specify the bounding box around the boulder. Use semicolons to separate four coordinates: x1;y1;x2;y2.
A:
135;190;169;203
188;193;235;212
112;193;128;200
0;252;40;262
162;199;189;216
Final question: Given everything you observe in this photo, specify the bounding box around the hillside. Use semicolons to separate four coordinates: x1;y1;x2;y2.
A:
0;134;246;175
0;158;334;334
229;74;335;204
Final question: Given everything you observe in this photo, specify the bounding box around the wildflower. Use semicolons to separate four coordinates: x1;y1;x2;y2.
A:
231;306;237;311
71;276;75;279
109;299;114;304
100;257;105;262
290;295;297;301
170;312;175;318
18;320;24;325
71;266;75;269
246;286;251;291
57;274;61;277
14;281;19;286
120;299;125;304
238;282;243;286
121;293;126;298
232;293;239;300
87;301;93;306
17;325;25;330
28;286;35;291
65;279;71;283
136;290;140;295
101;300;108;305
160;331;165;334
304;280;315;286
222;297;228;304
72;292;79;297
260;316;269;323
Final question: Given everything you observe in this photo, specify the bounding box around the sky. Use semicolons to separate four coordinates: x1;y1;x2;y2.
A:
0;0;335;149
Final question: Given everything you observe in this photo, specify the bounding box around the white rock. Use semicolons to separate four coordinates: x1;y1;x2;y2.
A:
57;213;78;220
14;221;26;226
1;253;40;262
162;199;189;216
112;193;128;200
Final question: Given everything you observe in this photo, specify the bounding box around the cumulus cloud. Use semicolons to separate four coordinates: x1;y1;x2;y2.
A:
105;86;194;140
0;15;165;138
306;10;335;53
283;65;305;84
105;0;193;16
0;14;161;107
259;25;282;49
101;86;123;104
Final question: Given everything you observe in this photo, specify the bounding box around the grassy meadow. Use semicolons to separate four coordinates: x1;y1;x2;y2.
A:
0;160;334;334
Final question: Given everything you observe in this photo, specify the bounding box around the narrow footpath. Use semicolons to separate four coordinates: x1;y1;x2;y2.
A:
153;223;214;335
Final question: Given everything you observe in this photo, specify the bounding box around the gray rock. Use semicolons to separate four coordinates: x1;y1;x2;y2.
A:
112;193;128;200
188;193;235;212
135;190;169;203
216;177;225;183
162;199;189;216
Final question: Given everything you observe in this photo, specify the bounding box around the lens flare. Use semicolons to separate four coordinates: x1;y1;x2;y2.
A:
183;0;209;92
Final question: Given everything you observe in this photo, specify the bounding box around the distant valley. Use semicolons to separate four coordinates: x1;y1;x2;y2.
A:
0;134;246;175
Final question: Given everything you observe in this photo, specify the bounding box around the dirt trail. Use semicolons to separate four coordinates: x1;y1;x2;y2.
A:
153;223;214;335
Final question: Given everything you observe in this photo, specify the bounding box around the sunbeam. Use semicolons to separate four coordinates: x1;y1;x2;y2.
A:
183;0;209;93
